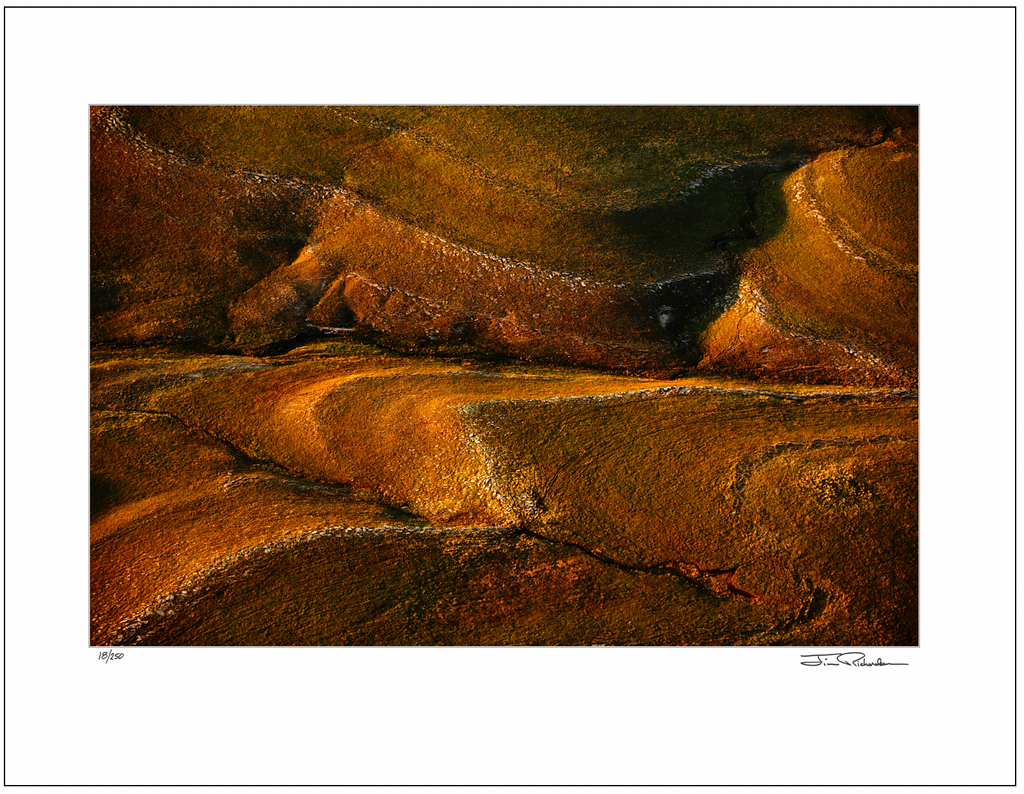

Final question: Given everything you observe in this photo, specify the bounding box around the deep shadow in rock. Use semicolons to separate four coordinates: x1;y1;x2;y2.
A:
631;162;795;367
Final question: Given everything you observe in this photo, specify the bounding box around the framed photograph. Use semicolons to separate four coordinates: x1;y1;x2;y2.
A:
4;6;1014;786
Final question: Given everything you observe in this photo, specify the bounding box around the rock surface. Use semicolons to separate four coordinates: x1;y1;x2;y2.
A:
91;106;918;645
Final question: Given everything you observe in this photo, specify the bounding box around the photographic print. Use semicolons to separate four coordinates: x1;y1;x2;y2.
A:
90;105;918;647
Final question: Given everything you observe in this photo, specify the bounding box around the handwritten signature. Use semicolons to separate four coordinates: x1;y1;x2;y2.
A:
801;652;908;667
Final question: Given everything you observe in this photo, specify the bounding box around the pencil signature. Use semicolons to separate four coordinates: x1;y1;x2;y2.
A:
800;652;908;667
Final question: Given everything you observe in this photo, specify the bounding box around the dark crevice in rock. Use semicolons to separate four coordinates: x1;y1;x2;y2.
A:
94;408;440;527
101;408;326;487
509;525;760;603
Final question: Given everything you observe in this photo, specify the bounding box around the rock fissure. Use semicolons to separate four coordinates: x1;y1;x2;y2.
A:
101;407;336;489
510;526;760;602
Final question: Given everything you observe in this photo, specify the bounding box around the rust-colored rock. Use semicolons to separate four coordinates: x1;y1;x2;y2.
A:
90;107;918;645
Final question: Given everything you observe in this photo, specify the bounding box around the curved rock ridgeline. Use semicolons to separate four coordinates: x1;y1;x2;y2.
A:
698;144;919;387
92;350;918;645
230;190;744;371
91;107;331;346
91;107;755;374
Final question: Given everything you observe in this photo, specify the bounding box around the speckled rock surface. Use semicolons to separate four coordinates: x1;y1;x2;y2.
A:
91;106;918;645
